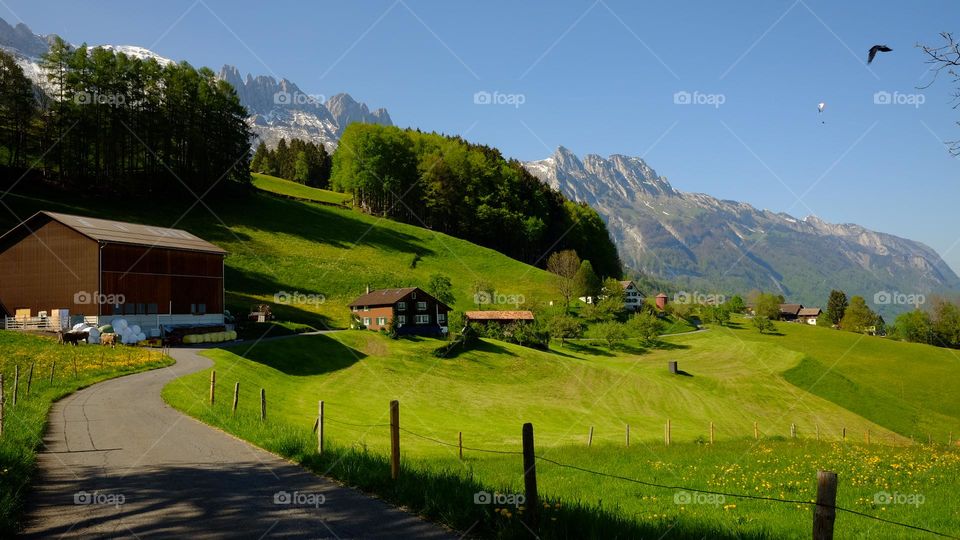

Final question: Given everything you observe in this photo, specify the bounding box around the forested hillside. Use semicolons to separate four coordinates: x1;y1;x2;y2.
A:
330;124;622;277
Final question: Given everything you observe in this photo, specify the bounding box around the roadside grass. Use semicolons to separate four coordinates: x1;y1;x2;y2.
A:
161;330;960;537
0;332;171;534
251;173;351;206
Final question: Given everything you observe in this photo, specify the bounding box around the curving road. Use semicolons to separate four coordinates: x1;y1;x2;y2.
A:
23;347;453;539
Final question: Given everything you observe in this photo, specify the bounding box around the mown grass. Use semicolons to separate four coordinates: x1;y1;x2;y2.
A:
711;316;960;442
163;329;960;537
251;173;351;206
0;332;171;534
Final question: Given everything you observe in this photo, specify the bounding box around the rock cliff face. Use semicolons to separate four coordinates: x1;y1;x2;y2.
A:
525;147;960;312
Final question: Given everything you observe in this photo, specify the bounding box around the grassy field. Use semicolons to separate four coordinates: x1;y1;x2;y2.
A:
0;333;171;534
251;173;352;206
163;325;960;538
2;186;559;330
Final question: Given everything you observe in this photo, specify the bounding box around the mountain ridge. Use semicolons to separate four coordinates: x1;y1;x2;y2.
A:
524;147;960;313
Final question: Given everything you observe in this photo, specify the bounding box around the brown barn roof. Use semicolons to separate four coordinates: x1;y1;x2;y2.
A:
798;307;822;317
464;310;535;321
779;303;804;315
1;211;227;254
349;287;420;308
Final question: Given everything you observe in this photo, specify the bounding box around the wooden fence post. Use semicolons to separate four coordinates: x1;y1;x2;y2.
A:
232;382;239;414
813;470;838;540
12;365;18;407
26;363;34;396
865;430;870;445
842;427;846;441
754;421;759;440
522;422;539;527
390;400;400;480
209;370;216;405
710;421;715;444
0;373;4;437
665;419;672;446
791;423;797;439
588;426;594;447
49;362;55;386
317;400;324;455
458;431;463;460
260;388;266;421
625;424;630;447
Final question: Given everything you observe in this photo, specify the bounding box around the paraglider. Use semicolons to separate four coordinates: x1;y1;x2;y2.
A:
817;102;826;124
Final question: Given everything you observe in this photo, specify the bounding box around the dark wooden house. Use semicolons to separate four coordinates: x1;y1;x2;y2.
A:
349;287;450;335
0;211;226;334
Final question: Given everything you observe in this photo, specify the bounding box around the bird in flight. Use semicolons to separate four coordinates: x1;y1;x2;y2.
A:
867;45;892;64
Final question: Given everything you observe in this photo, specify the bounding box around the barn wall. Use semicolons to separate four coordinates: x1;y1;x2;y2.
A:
0;221;99;317
100;244;224;316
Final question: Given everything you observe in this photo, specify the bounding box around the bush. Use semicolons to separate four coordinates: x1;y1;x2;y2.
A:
626;312;663;343
593;321;627;348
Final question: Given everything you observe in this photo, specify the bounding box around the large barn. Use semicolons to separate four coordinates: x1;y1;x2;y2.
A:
0;211;226;335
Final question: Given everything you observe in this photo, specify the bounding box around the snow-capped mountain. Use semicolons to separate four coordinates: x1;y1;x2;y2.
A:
218;65;392;150
525;147;960;313
0;17;391;150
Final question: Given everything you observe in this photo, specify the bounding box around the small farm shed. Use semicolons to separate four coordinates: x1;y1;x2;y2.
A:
798;307;822;325
464;311;535;325
0;211;226;334
349;287;450;335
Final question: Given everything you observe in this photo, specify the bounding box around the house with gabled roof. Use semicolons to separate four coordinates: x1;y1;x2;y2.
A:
349;287;450;335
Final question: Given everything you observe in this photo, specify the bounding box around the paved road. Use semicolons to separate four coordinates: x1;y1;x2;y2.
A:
23;347;453;539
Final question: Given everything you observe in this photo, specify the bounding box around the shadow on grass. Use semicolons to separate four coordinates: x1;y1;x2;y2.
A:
223;334;366;376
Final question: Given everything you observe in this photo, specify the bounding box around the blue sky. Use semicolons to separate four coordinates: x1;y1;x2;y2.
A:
5;0;959;271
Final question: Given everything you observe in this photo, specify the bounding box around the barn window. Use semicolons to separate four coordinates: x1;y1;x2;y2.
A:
397;301;406;310
415;314;429;325
416;302;427;311
363;317;371;326
438;313;446;324
397;315;406;325
377;317;387;326
136;303;146;315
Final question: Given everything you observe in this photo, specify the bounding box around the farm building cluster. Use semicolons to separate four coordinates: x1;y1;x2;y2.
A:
0;211;228;344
